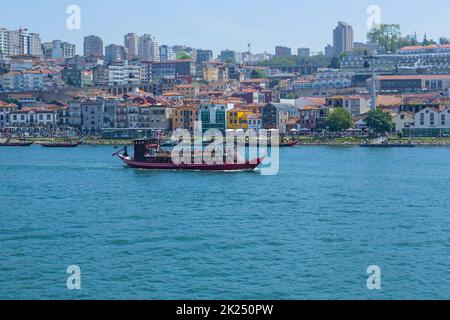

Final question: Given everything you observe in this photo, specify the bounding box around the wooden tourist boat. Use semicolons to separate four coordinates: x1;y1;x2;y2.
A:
40;141;81;148
114;138;264;171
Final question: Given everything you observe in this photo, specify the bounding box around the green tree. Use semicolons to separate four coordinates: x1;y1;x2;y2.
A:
364;109;394;134
250;69;266;79
259;54;331;68
367;24;402;52
285;92;297;99
328;56;340;69
176;52;191;60
439;37;450;45
421;33;436;46
7;98;19;105
325;108;353;132
259;55;297;67
398;34;418;48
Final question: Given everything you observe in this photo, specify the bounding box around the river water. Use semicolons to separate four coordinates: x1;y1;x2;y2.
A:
1;145;450;299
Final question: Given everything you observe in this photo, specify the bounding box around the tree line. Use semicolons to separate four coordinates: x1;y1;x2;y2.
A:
367;24;450;53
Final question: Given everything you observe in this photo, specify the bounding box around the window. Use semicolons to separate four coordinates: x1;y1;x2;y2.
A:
441;114;445;126
420;113;425;125
430;113;435;126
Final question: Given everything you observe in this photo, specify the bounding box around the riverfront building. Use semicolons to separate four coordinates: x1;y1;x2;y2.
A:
200;100;231;133
172;105;199;132
227;108;253;130
370;75;450;93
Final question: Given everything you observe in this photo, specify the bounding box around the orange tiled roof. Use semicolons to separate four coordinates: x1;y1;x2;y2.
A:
304;97;326;106
399;45;438;51
162;92;183;96
302;105;319;110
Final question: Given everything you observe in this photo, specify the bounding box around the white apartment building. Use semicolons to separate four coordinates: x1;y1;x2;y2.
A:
414;107;450;129
139;61;153;83
108;64;142;86
9;109;58;128
42;40;76;59
5;29;43;57
138;34;160;61
0;28;11;56
159;45;175;62
0;102;18;128
124;33;139;59
0;70;45;91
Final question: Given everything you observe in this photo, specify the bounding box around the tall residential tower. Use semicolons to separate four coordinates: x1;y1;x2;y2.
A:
333;21;354;56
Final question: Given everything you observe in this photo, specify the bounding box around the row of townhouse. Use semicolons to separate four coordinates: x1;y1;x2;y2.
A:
0;106;69;129
179;101;300;134
172;101;265;133
0;69;65;92
0;70;44;92
68;97;175;134
393;106;450;136
172;100;334;135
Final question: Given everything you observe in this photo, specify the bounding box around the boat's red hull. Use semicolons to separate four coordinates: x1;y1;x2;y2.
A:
119;155;263;171
280;140;300;147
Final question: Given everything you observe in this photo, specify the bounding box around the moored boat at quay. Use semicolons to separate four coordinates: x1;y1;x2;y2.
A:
114;138;264;171
40;140;81;148
359;137;416;148
360;143;416;148
0;138;33;147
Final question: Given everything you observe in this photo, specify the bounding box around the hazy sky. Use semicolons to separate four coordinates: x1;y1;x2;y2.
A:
1;0;449;56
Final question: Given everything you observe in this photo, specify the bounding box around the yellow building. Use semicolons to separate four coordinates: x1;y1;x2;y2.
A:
202;62;229;83
227;108;253;130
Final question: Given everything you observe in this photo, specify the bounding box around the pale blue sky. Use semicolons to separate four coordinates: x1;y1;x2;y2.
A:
1;0;449;56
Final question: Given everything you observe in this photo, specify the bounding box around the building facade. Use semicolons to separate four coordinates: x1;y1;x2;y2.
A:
84;35;104;57
139;34;159;61
275;46;292;57
333;21;354;56
124;33;139;59
105;44;127;64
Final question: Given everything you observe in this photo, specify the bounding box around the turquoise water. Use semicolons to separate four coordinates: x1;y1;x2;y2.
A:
1;145;450;300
